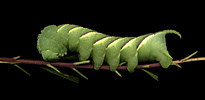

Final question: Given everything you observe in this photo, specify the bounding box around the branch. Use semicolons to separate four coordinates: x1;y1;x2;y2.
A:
0;52;204;70
1;51;203;83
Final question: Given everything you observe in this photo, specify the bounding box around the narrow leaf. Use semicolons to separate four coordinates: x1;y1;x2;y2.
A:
115;70;122;77
119;62;126;66
72;68;88;80
142;69;158;81
181;51;198;61
0;61;10;64
73;60;90;65
14;64;31;76
172;63;182;69
46;64;61;73
13;56;21;59
41;67;79;83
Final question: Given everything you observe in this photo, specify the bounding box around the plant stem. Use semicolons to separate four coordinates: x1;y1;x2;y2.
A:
0;57;205;70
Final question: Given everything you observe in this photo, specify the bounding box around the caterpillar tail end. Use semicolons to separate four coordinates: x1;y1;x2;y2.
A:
160;30;182;39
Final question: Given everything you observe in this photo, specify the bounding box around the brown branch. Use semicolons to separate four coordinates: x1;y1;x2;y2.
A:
0;56;205;70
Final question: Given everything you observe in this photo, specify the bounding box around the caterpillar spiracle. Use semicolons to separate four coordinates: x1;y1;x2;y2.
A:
37;24;181;72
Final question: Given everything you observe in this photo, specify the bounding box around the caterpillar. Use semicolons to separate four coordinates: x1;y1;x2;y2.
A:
37;24;181;72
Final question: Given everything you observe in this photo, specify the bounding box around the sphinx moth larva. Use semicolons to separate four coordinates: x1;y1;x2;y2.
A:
37;24;181;72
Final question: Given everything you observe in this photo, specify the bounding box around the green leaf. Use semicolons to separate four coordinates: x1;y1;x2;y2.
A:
13;56;21;59
14;64;31;76
46;64;61;73
141;69;158;81
181;51;198;61
73;60;90;65
41;67;79;83
72;68;88;80
0;61;10;64
114;70;122;77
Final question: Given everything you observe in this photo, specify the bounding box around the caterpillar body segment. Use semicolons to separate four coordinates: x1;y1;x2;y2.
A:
57;24;79;48
78;32;108;61
137;30;181;68
92;36;119;70
120;35;150;72
37;24;181;72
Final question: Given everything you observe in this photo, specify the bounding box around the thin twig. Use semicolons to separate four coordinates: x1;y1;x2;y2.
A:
0;57;205;70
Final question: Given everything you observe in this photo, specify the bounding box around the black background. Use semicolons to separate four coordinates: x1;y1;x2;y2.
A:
1;2;204;97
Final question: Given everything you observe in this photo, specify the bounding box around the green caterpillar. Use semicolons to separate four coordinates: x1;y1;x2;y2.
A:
37;24;181;72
